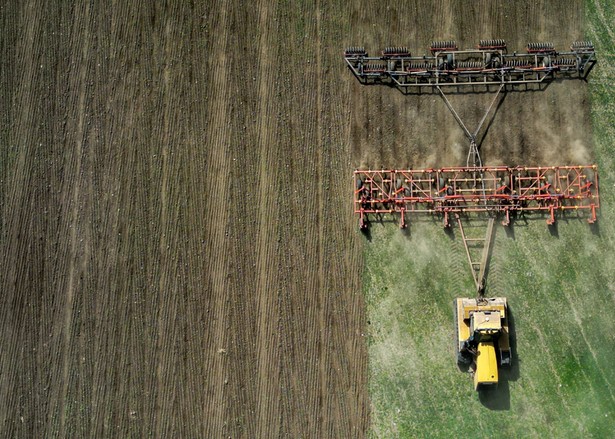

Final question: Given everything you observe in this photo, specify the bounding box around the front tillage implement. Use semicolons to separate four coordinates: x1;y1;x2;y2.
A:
344;40;596;90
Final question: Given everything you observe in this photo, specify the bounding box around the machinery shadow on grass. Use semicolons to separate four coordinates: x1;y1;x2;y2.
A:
504;211;598;239
478;305;519;411
359;211;595;242
590;220;600;236
360;224;372;241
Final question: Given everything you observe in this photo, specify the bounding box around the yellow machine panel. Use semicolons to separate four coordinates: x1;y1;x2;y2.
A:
473;342;498;390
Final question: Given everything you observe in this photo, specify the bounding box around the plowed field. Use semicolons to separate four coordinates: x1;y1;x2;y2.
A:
0;1;366;437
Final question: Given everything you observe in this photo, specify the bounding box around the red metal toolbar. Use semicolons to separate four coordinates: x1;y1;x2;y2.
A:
354;165;599;228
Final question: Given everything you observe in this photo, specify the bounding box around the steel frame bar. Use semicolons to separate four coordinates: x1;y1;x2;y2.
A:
344;46;596;89
456;216;495;293
477;217;494;292
436;84;504;167
354;165;599;228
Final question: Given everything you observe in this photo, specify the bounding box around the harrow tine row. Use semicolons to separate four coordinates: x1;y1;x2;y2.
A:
406;62;434;71
478;39;507;49
553;58;577;66
527;42;555;53
457;61;484;69
344;46;366;57
571;41;594;52
504;59;534;68
382;46;410;57
353;166;600;228
431;40;458;52
363;63;387;73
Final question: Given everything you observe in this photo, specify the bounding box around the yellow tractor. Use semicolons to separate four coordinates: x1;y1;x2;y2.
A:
455;297;511;390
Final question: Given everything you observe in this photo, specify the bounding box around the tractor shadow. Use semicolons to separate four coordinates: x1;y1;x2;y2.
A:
478;305;519;411
397;82;551;96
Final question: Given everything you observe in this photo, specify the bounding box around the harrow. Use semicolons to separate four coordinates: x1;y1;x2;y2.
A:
344;40;596;89
571;41;594;52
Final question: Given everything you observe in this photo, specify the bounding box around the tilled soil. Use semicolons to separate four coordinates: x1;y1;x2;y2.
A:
0;1;366;437
348;0;591;170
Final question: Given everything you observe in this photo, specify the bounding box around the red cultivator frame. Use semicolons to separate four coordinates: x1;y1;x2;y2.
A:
354;165;599;228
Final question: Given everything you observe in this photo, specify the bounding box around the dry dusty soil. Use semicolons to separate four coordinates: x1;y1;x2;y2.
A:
0;0;605;437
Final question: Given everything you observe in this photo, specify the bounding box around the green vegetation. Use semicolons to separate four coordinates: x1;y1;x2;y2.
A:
365;2;615;437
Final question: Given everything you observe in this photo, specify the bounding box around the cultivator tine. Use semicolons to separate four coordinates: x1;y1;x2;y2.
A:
589;204;597;224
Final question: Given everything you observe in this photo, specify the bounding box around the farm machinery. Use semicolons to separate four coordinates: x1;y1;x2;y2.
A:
354;166;599;230
455;297;510;390
344;40;596;90
346;40;599;391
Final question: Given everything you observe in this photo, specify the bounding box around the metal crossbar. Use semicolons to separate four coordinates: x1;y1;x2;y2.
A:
457;216;495;294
